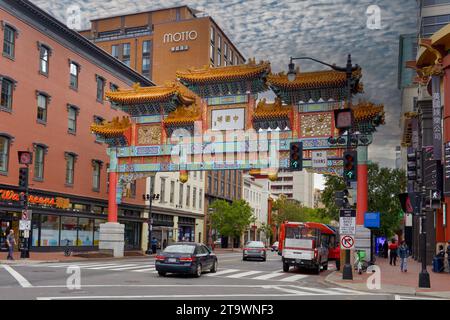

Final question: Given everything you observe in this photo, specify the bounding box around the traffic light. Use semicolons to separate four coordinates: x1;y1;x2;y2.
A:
18;167;29;190
343;151;357;182
289;142;303;171
407;151;417;181
335;189;350;208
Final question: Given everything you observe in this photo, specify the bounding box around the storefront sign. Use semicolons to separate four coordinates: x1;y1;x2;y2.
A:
0;189;71;209
431;76;442;161
163;30;198;43
444;142;450;196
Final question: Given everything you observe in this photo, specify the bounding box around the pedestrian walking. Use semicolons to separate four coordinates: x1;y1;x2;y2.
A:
6;229;15;260
383;241;389;259
151;237;158;254
397;241;409;272
446;241;450;273
389;239;398;266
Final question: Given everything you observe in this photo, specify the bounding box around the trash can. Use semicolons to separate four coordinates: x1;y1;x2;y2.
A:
432;257;444;273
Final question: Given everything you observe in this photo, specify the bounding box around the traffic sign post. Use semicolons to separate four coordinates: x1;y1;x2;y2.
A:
339;209;356;235
340;235;355;250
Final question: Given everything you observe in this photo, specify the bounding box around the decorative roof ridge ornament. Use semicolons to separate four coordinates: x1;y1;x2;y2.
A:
90;116;131;137
351;100;385;124
164;104;201;124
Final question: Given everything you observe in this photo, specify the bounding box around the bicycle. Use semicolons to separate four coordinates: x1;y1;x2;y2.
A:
354;249;369;274
64;239;72;257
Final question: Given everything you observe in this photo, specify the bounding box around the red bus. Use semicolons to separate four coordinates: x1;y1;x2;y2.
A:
279;221;338;274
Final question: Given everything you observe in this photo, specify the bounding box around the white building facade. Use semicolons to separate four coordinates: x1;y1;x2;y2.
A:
143;172;205;249
269;170;315;208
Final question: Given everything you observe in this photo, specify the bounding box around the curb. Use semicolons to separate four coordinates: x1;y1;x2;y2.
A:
324;271;450;299
0;255;156;265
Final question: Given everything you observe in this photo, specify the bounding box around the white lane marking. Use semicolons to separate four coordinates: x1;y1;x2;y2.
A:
205;269;240;276
251;273;286;280
46;263;116;268
271;286;310;295
2;265;33;288
133;268;157;273
290;286;345;295
278;274;309;282
100;264;138;270
37;293;304;300
82;264;122;270
227;270;263;278
330;287;367;295
109;265;153;271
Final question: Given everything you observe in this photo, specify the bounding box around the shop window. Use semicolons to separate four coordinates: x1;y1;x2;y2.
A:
61;216;78;246
31;214;40;247
94;219;106;246
40;215;60;247
73;203;88;212
78;218;94;246
0;134;11;174
1;76;15;111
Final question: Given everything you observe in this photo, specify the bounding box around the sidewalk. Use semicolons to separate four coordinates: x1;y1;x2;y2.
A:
325;256;450;299
0;250;153;265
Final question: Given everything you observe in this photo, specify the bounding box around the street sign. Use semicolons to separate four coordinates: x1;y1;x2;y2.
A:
23;230;30;239
364;212;380;228
312;151;327;168
21;209;32;221
339;209;356;235
340;235;355;250
19;220;31;231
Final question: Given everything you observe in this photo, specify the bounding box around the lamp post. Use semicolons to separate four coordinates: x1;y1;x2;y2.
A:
143;192;160;255
418;188;430;288
288;54;358;280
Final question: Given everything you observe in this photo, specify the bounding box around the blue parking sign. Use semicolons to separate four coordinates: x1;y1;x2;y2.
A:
364;212;380;228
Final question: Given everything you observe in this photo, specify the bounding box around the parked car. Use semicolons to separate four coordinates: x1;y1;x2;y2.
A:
155;243;218;278
243;241;267;261
271;241;279;252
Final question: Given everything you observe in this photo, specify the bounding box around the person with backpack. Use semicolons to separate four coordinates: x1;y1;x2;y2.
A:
389;239;398;266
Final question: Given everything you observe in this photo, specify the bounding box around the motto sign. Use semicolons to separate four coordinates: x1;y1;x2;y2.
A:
164;31;198;43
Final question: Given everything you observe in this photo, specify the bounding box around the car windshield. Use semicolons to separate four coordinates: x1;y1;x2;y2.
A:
164;245;195;254
246;241;265;248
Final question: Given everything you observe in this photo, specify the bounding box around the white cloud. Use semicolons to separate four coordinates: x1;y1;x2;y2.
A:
31;0;417;168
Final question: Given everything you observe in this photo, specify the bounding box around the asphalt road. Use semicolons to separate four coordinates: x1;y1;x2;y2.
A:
0;251;423;300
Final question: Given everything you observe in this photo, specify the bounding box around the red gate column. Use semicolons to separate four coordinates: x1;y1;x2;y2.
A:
108;171;118;223
357;145;368;225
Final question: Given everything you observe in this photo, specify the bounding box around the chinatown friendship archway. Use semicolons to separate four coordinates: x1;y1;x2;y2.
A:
91;59;385;257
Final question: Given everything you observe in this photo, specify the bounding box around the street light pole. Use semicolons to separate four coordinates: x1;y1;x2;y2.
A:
287;54;357;280
143;191;159;255
418;189;430;288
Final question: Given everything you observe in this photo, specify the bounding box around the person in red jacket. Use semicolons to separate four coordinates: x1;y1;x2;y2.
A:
389;239;399;266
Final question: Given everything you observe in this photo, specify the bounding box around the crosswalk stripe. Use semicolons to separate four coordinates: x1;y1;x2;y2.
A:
206;269;240;276
110;265;154;271
292;286;344;295
251;273;285;280
278;274;309;282
131;267;156;272
45;263;111;268
227;271;263;278
102;264;139;270
79;264;121;270
330;287;366;295
271;286;310;295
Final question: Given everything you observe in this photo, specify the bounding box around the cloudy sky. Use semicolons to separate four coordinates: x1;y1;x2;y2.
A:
32;0;417;171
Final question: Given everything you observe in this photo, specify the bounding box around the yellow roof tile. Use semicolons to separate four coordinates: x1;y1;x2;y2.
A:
90;116;131;138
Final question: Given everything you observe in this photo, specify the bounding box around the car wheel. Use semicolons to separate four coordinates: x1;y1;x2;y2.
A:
243;257;247;261
283;262;290;272
210;260;218;273
315;263;321;275
194;264;202;278
158;271;166;277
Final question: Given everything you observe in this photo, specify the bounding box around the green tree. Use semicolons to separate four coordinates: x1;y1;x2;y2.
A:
210;199;255;249
321;163;406;237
